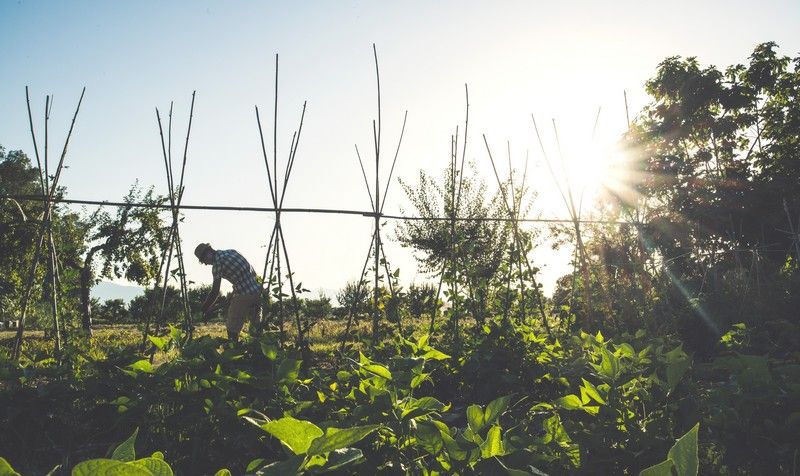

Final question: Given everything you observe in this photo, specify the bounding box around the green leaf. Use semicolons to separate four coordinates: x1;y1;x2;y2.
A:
71;459;150;476
414;420;445;454
484;395;512;427
417;334;430;349
261;417;323;455
147;335;168;352
556;394;583;410
580;378;606;405
480;425;505;458
362;363;392;380
213;470;232;476
467;404;486;434
128;360;154;374
319;448;365;472
401;397;447;421
260;342;278;361
591;347;620;382
0;458;21;476
668;423;699;476
112;428;139;462
421;348;450;361
639;459;674;476
410;372;430;388
307;425;380;455
276;358;301;383
129;457;174;476
665;345;690;390
246;459;265;472
253;456;304;475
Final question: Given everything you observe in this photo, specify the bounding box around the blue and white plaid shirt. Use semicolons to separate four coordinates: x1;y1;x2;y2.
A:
212;249;261;296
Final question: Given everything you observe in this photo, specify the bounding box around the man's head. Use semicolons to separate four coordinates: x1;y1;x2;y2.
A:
194;243;215;265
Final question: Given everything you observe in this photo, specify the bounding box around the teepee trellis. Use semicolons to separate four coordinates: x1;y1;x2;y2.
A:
141;93;195;350
12;87;85;360
256;54;308;350
483;134;552;335
339;45;408;350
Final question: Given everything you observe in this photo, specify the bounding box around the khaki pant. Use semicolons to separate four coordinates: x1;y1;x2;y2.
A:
227;293;261;338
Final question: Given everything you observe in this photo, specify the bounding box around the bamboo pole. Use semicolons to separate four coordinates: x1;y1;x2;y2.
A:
429;85;469;338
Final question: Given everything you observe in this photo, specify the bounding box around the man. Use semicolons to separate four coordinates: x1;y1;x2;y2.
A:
195;243;261;341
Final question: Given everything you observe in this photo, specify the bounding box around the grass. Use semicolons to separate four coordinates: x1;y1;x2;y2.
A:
0;316;442;366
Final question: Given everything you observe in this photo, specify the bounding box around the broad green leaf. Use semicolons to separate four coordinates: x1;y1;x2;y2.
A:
71;459;150;476
261;416;323;455
320;448;365;472
128;360;154;374
253;456;304;475
668;423;699;476
665;345;690;390
556;394;583;410
484;395;512;427
580;378;606;405
467;404;486;433
112;428;139;462
129;457;173;476
147;335;168;352
213;470;232;476
639;459;674;476
276;358;301;383
307;425;380;455
362;363;392;380
417;334;430;349
591;348;620;382
615;342;635;358
0;458;21;476
480;425;505;458
415;420;445;454
421;348;451;361
260;342;278;361
411;373;430;388
401;397;447;421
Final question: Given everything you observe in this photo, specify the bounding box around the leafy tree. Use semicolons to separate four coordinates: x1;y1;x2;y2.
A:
93;298;130;324
0;146;88;327
613;41;800;346
396;162;512;321
80;185;168;334
128;286;182;325
303;294;332;321
405;282;438;319
336;280;371;319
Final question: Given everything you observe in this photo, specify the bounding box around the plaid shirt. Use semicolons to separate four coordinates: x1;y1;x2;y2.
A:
212;249;261;296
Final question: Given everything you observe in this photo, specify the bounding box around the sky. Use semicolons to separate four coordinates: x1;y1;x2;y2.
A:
1;0;799;298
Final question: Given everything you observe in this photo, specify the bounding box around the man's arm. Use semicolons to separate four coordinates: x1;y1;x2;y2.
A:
202;277;222;315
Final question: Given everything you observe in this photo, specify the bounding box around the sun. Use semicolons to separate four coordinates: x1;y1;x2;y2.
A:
537;135;633;218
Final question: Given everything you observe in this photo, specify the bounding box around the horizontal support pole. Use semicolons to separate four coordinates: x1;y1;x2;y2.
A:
2;194;636;225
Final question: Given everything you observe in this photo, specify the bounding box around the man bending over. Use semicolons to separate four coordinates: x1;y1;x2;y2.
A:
194;243;261;341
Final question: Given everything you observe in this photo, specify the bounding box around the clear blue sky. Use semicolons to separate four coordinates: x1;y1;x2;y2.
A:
2;0;799;296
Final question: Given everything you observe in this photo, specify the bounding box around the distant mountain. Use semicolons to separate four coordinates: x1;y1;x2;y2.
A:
92;281;144;303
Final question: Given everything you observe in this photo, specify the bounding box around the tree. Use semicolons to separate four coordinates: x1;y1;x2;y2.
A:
582;42;800;346
396;161;512;322
406;283;438;320
336;280;371;319
129;286;182;324
0;146;88;327
303;294;332;321
94;298;129;324
80;185;167;334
